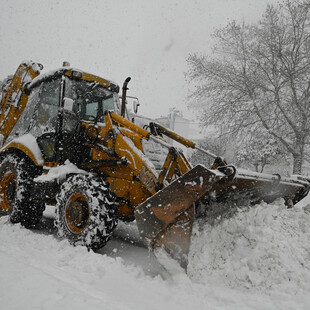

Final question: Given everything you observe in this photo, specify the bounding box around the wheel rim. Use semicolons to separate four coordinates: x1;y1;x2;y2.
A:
0;170;16;212
65;192;90;234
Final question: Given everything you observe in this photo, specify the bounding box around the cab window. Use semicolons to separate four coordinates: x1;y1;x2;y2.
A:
29;79;60;137
65;77;116;122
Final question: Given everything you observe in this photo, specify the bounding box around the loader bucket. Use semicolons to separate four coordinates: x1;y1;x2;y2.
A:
135;164;309;272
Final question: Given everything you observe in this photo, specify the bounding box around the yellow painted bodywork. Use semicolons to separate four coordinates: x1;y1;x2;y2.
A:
81;114;159;218
0;62;40;147
75;112;194;220
64;70;112;89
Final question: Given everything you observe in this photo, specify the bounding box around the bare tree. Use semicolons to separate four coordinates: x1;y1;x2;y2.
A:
235;133;287;173
187;0;310;174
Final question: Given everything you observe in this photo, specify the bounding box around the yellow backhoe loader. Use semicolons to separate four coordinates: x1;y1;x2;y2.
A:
0;61;309;272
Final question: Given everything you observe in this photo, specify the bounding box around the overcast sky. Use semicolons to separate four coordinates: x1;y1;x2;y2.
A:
0;0;280;119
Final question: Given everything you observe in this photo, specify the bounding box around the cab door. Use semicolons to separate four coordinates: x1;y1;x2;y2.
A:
30;78;61;162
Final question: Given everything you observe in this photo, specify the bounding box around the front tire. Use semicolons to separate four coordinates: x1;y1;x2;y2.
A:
0;153;44;227
55;174;118;250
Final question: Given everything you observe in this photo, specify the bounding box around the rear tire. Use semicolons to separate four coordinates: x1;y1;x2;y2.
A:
55;174;118;250
0;153;44;227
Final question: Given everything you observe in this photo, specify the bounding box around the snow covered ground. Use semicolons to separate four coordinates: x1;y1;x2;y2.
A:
1;198;310;310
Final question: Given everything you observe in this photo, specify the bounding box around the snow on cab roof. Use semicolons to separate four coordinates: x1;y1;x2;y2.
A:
29;67;120;92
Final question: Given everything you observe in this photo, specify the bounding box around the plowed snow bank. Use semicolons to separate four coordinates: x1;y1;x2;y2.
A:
188;199;310;294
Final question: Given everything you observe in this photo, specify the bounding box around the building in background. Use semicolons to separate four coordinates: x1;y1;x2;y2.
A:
129;107;205;168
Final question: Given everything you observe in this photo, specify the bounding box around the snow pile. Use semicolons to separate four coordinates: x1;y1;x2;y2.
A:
0;217;158;310
188;199;310;294
0;216;245;310
1;200;310;309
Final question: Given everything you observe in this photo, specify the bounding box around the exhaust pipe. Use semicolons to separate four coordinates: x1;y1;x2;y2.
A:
121;77;131;117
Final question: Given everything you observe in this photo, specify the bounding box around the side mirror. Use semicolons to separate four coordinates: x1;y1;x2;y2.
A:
133;100;140;114
63;97;74;112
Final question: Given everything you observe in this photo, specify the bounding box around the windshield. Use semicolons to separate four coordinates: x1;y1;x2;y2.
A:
65;77;118;122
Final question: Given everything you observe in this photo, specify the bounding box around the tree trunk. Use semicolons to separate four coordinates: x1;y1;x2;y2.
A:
254;162;259;172
292;136;306;175
292;153;303;175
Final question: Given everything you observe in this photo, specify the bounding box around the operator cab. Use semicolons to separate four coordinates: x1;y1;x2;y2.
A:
7;67;121;165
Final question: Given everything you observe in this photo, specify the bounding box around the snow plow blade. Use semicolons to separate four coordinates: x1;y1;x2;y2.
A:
135;164;309;272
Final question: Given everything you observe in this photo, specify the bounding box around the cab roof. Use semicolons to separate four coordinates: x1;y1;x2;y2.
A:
29;67;120;93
